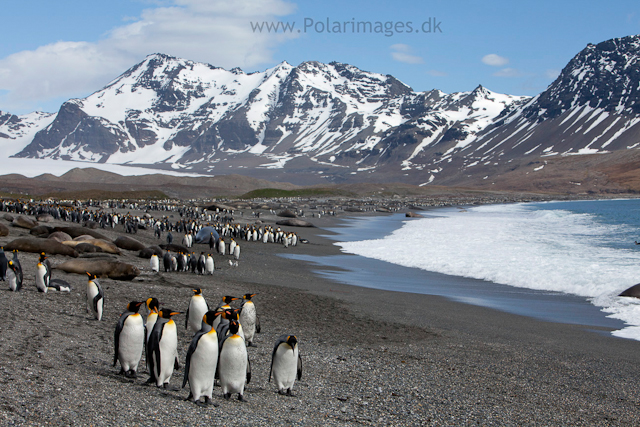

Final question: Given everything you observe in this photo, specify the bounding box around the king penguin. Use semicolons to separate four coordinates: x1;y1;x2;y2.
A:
7;260;23;291
205;254;214;275
218;320;251;401
39;252;51;284
35;261;49;293
239;293;260;347
182;310;221;405
86;273;105;320
147;308;182;388
233;243;240;260
150;254;159;273
212;296;239;331
114;301;145;378
269;335;302;396
186;288;209;335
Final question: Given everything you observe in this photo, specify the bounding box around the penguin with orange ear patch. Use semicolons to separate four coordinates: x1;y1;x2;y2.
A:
147;308;182;389
114;301;145;378
86;273;104;320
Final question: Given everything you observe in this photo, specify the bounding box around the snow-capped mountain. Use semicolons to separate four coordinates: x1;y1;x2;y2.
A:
9;34;640;190
1;110;56;159
11;54;526;184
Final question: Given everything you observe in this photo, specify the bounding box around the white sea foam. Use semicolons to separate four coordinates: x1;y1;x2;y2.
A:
337;203;640;341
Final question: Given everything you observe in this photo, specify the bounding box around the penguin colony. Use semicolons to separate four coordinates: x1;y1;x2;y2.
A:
1;200;308;406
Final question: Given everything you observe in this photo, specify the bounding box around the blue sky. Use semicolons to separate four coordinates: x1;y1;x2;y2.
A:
1;0;639;114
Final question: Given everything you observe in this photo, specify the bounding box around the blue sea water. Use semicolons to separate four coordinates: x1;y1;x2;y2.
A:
284;199;640;340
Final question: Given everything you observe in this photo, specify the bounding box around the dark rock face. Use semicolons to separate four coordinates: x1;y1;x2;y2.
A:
8;35;640;189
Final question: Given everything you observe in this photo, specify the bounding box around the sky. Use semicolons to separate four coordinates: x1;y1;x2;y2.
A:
1;0;639;115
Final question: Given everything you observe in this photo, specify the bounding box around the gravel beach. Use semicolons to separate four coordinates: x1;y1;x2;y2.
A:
1;205;640;426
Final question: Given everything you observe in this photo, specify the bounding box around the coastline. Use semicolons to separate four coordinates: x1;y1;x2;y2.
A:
1;207;640;425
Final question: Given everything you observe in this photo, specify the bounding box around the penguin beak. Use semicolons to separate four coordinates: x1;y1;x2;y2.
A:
170;311;182;316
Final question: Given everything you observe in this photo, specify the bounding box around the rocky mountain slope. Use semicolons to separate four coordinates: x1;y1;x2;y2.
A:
6;34;640;192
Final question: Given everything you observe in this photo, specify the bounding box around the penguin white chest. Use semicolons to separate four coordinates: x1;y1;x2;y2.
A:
7;268;17;291
119;314;144;371
219;336;248;394
187;296;208;333
273;345;299;391
157;321;178;385
188;332;218;399
239;303;256;340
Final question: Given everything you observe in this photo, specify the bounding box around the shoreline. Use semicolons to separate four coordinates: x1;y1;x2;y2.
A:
1;206;640;425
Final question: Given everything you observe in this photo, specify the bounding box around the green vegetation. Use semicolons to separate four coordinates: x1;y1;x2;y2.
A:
239;187;354;199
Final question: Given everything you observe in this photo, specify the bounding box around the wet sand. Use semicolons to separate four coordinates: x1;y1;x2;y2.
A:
1;208;640;426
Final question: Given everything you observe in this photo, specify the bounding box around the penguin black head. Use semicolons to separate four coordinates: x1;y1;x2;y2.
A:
202;310;222;327
286;335;298;349
228;319;240;335
146;297;159;312
221;296;238;304
126;301;144;313
193;288;203;295
222;308;240;321
158;309;182;319
39;252;47;262
242;293;257;300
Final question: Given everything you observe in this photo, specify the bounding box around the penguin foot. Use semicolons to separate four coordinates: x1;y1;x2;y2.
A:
223;393;231;400
204;397;219;407
247;342;258;347
237;394;246;402
125;370;137;379
185;393;194;402
195;400;208;407
286;389;295;397
278;389;287;395
163;383;179;391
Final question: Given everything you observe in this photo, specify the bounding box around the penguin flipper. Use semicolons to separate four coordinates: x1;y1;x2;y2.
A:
246;354;251;385
148;324;163;382
182;332;205;388
93;280;104;314
256;315;261;334
269;336;288;382
297;353;303;381
185;305;190;330
114;312;129;367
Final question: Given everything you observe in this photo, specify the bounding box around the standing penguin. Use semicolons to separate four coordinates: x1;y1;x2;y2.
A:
218;320;251;401
113;301;145;378
233;243;240;261
0;246;7;281
186;288;209;335
150;254;159;273
182;310;221;405
217;238;226;255
163;250;172;272
269;335;302;396
197;252;206;275
239;293;260;347
229;239;237;257
205;254;214;275
39;253;52;284
212;296;239;331
147;309;182;388
35;261;49;293
86;273;105;320
7;260;23;291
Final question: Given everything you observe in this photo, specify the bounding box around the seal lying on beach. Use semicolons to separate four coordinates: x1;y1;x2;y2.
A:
275;219;315;228
54;259;140;281
54;227;108;241
4;238;79;257
0;223;8;237
12;216;38;229
114;236;146;252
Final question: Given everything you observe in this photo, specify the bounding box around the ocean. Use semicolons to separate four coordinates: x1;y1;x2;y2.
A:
284;199;640;341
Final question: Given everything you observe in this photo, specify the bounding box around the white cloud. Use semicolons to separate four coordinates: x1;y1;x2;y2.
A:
390;44;423;64
482;53;509;67
0;0;297;113
492;67;522;77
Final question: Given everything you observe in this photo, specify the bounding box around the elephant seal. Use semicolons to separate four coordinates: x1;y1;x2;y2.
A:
139;246;163;259
75;243;104;254
114;236;146;252
12;216;38;229
62;239;121;255
36;214;55;223
0;223;8;237
83;220;99;229
4;238;79;257
619;284;640;298
405;212;422;218
73;235;95;241
30;225;54;237
54;227;108;240
275;219;315;227
160;243;189;254
277;209;298;218
3;213;14;222
48;231;73;243
54;259;140;281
